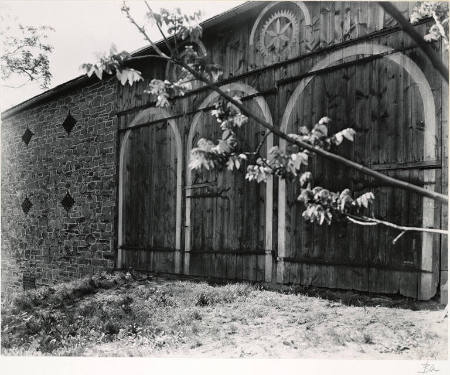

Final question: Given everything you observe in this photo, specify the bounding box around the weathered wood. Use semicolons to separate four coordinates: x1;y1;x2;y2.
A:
441;41;449;304
277;30;442;298
114;2;444;301
118;108;182;274
184;83;273;282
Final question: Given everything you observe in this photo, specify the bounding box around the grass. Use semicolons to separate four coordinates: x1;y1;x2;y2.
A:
1;271;447;358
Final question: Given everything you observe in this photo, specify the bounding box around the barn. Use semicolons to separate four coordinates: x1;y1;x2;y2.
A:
1;1;447;303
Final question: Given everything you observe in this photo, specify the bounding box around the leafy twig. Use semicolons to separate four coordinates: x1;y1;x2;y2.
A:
121;1;168;59
144;1;175;57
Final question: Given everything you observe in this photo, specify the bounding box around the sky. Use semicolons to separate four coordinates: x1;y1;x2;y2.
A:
0;0;245;111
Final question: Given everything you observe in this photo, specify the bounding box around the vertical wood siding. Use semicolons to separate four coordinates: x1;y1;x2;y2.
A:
115;2;444;299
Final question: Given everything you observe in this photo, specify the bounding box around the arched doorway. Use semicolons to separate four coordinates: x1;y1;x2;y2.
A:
185;83;274;282
278;43;439;299
118;107;183;274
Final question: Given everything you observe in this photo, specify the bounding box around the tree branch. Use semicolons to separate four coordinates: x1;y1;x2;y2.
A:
121;2;168;59
144;1;175;57
255;130;272;155
378;2;449;82
15;66;36;81
174;59;448;204
345;213;448;242
122;4;448;205
392;230;407;245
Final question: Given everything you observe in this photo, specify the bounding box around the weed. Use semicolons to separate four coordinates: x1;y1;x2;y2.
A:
191;310;202;320
1;273;446;358
195;283;253;306
190;340;202;349
363;333;374;344
191;323;199;335
103;320;120;336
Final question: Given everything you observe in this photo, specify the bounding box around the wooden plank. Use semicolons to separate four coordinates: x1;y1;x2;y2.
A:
399;169;419;297
120;108;180;273
384;172;401;294
319;2;330;49
441;41;449;304
419;169;439;300
113;7;445;296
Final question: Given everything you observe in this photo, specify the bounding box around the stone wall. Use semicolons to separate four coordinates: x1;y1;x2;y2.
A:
1;78;119;296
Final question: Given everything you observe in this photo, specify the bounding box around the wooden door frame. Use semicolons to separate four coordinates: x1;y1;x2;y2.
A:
185;82;275;281
278;42;438;299
117;107;183;273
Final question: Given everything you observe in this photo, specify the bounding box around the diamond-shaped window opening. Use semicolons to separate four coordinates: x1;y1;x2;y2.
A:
61;192;75;212
62;112;77;134
22;128;34;146
22;196;33;215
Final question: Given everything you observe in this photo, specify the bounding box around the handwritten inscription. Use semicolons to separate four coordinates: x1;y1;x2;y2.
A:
418;360;439;374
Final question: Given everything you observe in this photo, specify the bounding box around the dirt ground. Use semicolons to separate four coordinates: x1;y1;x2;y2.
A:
2;273;448;358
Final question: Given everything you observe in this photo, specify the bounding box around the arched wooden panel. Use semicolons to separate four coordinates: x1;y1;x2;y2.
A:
118;108;183;274
278;43;438;299
185;83;274;282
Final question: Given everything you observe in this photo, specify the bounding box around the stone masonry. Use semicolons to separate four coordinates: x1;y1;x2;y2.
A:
1;77;119;296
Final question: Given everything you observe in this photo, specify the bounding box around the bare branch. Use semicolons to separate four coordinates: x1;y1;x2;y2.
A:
346;216;378;226
392;231;407;245
255;130;272;155
345;213;448;237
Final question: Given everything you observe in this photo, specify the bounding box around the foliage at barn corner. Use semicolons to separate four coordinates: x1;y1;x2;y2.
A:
410;1;449;48
81;1;448;238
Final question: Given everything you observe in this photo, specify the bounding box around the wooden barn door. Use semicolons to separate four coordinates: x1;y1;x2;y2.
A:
118;109;182;274
279;43;441;298
185;86;272;282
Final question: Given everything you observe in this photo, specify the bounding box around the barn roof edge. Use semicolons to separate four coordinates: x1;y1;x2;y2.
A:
1;1;259;120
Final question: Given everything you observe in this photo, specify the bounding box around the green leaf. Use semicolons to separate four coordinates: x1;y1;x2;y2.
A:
297;188;313;204
226;158;235;170
156;94;169;108
318;116;331;125
313;123;328;137
355;192;375;208
340;195;353;212
94;67;103;80
333;133;344;145
339;188;352;199
299;171;312;187
197;138;215;151
318;189;331;204
319;211;325;225
341;128;356;142
213;140;231;154
298;126;310;135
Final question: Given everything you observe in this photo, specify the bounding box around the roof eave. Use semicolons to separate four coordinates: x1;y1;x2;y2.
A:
1;1;260;120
